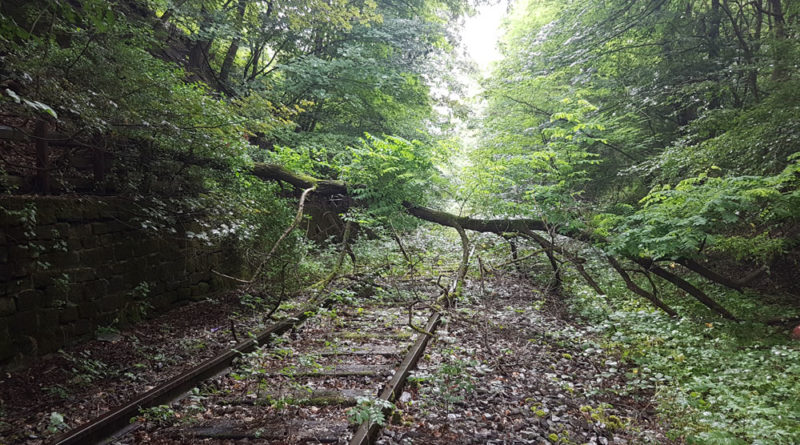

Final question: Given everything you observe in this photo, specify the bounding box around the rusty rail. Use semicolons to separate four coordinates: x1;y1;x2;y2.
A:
51;296;329;445
349;311;441;445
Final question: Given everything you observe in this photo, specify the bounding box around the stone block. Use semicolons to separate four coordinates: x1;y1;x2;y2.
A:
107;275;126;293
58;323;75;340
176;287;190;300
38;308;60;329
98;234;116;246
78;301;98;319
9;245;33;261
32;271;57;288
14;289;43;312
59;305;79;323
67;224;92;240
80;247;114;265
73;319;92;336
123;265;148;285
36;330;60;354
36;205;58;225
81;204;101;219
69;267;96;283
82;279;109;301
68;284;85;302
34;225;58;240
97;293;126;313
132;241;156;257
0;297;15;316
0;324;13;361
110;260;129;275
12;335;37;356
112;242;135;259
2;278;30;297
81;236;98;249
190;282;210;298
39;251;80;268
92;221;130;235
9;311;38;335
66;237;82;250
0;208;22;227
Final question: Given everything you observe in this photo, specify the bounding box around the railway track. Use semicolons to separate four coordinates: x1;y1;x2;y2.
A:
52;288;440;445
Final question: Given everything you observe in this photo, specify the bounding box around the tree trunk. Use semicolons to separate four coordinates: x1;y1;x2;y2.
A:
607;257;678;317
219;0;247;88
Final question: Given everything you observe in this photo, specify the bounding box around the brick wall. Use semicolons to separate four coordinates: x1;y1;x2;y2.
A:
0;196;242;366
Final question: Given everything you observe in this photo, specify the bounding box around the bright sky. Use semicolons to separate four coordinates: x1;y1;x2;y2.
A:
461;3;507;74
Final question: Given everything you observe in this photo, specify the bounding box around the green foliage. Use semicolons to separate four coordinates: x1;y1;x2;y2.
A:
347;397;394;427
567;282;800;444
341;134;440;218
45;412;68;434
603;160;800;260
472;0;800;263
133;405;176;426
60;350;115;384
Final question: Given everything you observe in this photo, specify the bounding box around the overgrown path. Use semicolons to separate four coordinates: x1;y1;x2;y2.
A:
115;289;434;444
0;271;673;445
379;276;672;445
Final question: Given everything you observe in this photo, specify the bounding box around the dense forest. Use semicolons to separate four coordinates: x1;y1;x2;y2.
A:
1;0;799;444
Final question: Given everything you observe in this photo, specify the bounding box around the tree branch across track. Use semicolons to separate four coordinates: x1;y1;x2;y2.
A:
250;163;743;321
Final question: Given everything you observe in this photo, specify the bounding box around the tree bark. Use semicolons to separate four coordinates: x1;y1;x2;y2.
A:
247;162;739;320
219;0;247;88
607;257;678;317
635;259;738;320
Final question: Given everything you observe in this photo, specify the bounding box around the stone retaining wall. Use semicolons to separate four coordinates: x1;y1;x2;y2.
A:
0;196;242;366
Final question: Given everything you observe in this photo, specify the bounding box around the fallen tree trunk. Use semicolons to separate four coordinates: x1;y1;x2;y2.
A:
249;163;739;320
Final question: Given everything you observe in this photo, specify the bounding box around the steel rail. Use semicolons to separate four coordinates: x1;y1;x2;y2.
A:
349;310;441;445
52;296;329;445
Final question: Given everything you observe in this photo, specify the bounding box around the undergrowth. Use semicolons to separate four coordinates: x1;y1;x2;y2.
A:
564;271;800;444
